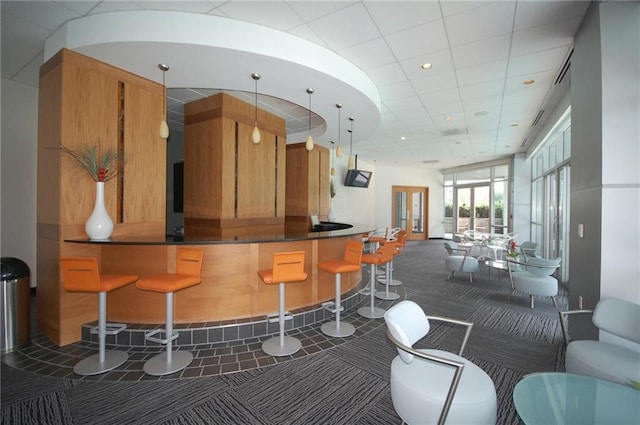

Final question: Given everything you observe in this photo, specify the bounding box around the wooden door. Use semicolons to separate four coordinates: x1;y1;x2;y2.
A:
391;186;429;240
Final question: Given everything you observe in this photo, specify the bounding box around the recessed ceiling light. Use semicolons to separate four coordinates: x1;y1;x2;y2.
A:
421;63;432;70
524;79;535;85
400;136;406;140
444;116;453;121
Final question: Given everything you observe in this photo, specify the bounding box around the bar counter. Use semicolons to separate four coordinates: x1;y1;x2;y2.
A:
65;223;373;328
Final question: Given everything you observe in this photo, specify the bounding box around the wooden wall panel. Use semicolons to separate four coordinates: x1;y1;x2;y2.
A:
123;84;166;223
184;92;286;229
285;143;330;223
37;49;167;345
237;122;276;218
184;119;221;218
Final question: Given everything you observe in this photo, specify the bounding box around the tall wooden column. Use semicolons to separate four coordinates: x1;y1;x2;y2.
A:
183;93;287;236
37;49;166;345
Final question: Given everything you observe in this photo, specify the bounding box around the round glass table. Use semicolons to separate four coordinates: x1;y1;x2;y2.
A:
513;373;640;425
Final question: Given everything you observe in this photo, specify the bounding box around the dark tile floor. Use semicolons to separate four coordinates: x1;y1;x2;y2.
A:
1;276;403;382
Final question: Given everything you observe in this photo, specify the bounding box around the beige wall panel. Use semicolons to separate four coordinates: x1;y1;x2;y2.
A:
37;148;62;225
123;83;166;224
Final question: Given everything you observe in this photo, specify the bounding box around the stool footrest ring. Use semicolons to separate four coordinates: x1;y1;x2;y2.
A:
322;301;344;314
266;312;292;323
144;329;179;345
90;323;127;336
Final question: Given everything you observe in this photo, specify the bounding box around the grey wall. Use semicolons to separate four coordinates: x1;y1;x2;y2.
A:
570;1;640;340
1;79;38;286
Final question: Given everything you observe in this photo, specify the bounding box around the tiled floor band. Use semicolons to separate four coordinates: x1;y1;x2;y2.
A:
82;284;367;347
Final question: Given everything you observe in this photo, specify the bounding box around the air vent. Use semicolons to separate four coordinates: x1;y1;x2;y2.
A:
441;128;469;137
531;110;544;127
554;48;573;85
520;138;528;148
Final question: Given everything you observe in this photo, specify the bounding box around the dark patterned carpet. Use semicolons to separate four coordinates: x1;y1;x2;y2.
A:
1;239;567;424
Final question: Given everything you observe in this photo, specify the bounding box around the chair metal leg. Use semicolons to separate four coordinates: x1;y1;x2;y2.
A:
376;260;400;301
358;264;386;318
143;292;194;376
552;296;558;307
447;271;454;281
73;291;128;376
262;282;301;356
322;273;355;337
530;295;535;309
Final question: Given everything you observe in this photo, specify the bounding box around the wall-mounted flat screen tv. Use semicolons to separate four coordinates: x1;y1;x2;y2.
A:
344;169;372;188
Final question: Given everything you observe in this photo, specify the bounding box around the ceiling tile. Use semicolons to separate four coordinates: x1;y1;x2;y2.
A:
307;3;380;51
444;2;516;47
451;34;511;69
364;0;441;35
385;19;449;61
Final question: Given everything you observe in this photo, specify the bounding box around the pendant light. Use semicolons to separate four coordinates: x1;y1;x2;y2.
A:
251;73;261;144
335;104;343;158
158;64;170;139
330;141;336;176
305;88;314;151
347;116;355;170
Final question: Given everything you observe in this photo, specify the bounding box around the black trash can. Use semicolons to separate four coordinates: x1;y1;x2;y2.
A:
1;257;31;352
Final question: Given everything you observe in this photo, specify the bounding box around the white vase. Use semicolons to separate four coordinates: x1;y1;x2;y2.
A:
328;198;337;222
85;181;114;240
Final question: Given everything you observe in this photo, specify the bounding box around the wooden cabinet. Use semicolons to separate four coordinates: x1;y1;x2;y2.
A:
183;93;287;236
37;49;166;345
285;143;330;225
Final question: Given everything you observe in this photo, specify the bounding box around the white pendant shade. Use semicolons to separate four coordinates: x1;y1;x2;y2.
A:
159;120;169;139
305;135;314;151
252;125;261;144
336;144;343;157
347;155;355;170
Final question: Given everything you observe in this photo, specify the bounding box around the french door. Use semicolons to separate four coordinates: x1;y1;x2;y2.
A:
392;186;429;240
456;185;491;234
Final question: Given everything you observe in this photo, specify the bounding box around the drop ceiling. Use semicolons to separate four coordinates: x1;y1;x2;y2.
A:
1;1;590;169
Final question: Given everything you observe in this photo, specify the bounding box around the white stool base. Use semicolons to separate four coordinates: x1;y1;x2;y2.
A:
143;350;193;376
357;305;386;319
73;350;128;376
262;335;301;356
375;290;400;301
321;321;355;337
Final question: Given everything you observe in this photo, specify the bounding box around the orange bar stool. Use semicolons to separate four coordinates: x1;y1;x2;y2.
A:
135;247;205;376
258;251;308;356
377;230;407;289
357;242;397;319
59;258;138;376
317;241;364;337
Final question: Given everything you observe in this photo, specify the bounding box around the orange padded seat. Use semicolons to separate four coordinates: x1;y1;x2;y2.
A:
136;247;205;376
60;257;138;375
317;241;364;337
258;251;308;357
358;242;397;319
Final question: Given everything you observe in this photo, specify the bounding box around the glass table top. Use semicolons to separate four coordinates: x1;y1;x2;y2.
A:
513;373;640;425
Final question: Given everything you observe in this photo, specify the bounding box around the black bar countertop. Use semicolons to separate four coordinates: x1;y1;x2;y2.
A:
65;222;375;245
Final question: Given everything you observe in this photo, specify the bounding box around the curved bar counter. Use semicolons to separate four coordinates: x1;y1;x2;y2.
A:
66;223;372;325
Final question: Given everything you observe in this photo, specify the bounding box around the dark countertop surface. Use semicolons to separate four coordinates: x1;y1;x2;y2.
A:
65;222;375;245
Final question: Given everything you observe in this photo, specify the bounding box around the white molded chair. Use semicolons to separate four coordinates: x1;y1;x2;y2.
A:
559;298;640;385
518;241;540;260
444;241;479;283
384;301;497;425
508;257;561;308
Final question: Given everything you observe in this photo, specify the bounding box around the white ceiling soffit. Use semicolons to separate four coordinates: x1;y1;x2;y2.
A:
44;10;382;144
